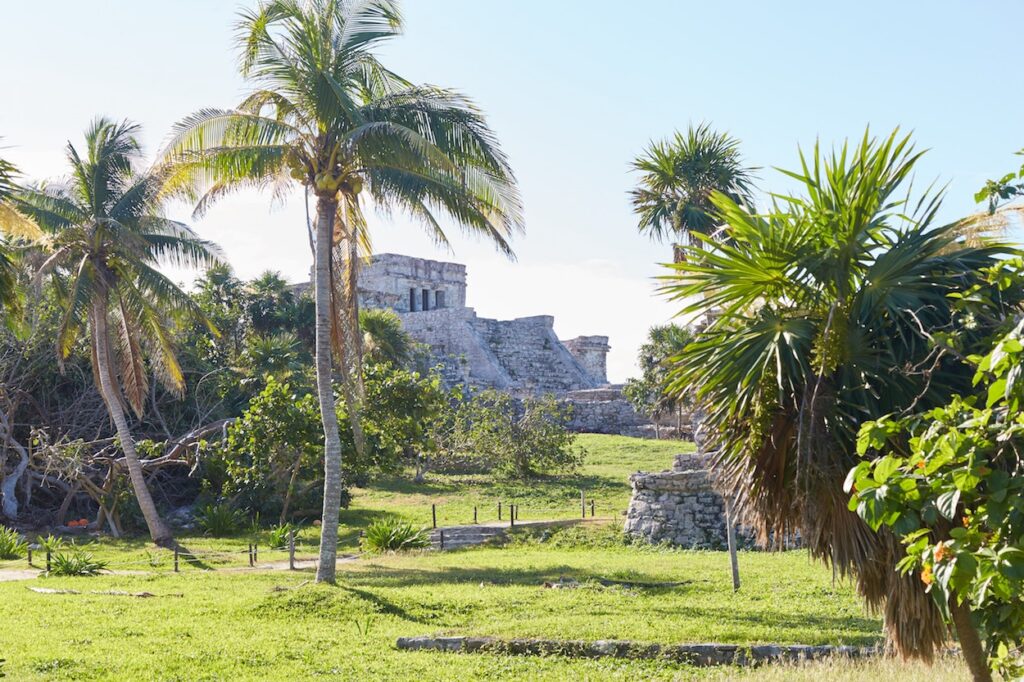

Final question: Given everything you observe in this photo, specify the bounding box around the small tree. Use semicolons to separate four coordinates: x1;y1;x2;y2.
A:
623;323;695;437
445;390;584;479
850;265;1024;680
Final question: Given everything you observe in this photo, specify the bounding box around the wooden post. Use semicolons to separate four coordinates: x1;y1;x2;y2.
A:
27;548;32;567
288;530;296;571
432;504;437;529
254;544;258;564
725;498;740;592
248;543;253;567
581;490;586;519
510;505;515;528
439;529;445;551
174;546;179;573
497;501;502;520
590;500;595;518
473;507;477;524
46;550;51;573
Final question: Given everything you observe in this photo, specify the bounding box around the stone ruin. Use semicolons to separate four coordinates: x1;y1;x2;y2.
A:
355;253;659;435
624;453;754;549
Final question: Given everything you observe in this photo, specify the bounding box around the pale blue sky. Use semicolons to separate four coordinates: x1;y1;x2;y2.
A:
2;1;1021;380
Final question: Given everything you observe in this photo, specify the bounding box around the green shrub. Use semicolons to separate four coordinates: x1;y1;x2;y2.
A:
0;526;27;560
48;552;107;577
363;518;431;553
268;522;300;549
196;503;243;537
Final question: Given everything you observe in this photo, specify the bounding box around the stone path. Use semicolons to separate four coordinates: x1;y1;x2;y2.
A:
0;555;361;582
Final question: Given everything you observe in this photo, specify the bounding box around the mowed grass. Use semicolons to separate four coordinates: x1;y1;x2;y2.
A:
1;540;885;681
0;436;967;679
346;434;691;529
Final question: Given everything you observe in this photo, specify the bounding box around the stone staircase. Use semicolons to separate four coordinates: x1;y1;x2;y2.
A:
429;524;508;551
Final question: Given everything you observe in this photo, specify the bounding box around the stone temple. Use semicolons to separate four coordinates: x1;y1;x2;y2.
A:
356;254;652;435
358;253;610;393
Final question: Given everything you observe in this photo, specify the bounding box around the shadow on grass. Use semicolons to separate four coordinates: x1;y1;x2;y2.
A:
332;563;881;644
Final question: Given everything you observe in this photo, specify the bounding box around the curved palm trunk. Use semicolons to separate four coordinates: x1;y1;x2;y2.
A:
91;298;172;545
314;195;345;584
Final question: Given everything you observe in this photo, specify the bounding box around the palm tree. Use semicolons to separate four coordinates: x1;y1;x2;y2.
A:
359;308;412;366
0;153;38;318
247;270;296;335
6;119;220;545
662;130;1015;671
631;123;755;262
162;0;522;582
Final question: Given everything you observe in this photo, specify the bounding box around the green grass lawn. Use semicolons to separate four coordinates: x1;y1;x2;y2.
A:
0;435;967;679
346;434;691;529
0;540;883;681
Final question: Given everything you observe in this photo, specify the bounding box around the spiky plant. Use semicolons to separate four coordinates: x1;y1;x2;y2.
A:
162;0;522;582
663;130;1021;665
359;308;412;366
5;118;220;545
631;123;756;262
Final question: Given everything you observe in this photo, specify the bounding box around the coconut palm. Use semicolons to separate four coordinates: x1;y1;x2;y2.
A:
631;123;755;262
5;119;220;545
162;0;522;582
662;130;1018;666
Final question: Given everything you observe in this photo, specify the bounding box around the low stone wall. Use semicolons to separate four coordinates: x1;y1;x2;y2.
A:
395;635;876;666
624;454;755;549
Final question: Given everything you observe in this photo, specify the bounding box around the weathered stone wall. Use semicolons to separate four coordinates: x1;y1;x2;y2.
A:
563;336;610;385
563;387;652;436
358;253;467;313
624;454;755;549
349;253;662;434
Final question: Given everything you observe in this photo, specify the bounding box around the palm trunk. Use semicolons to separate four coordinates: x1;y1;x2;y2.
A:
950;600;992;682
91;298;172;545
314;195;345;584
333;204;366;459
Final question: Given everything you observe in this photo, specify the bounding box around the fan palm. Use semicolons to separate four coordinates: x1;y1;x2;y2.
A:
6;119;220;545
359;308;412;366
0;154;39;318
631;123;756;262
162;0;522;582
662;130;1019;662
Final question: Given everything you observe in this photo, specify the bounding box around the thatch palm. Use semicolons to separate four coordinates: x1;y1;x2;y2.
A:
631;123;755;262
0;154;37;317
663;131;1015;662
359;308;411;366
163;0;522;582
7;119;219;544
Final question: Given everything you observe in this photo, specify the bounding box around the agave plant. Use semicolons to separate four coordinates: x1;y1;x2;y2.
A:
363;518;430;553
663;130;1022;661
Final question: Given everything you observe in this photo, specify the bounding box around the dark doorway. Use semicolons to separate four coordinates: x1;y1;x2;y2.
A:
409;288;417;312
435;290;446;309
422;288;430;311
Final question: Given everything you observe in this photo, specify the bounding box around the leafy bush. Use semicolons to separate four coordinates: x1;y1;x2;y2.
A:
363;518;431;553
196;503;244;537
434;390;585;479
0;526;27;559
268;522;300;549
48;551;107;577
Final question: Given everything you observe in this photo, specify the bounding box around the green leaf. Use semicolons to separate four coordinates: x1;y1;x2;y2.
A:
936;490;960;521
873;455;901;484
